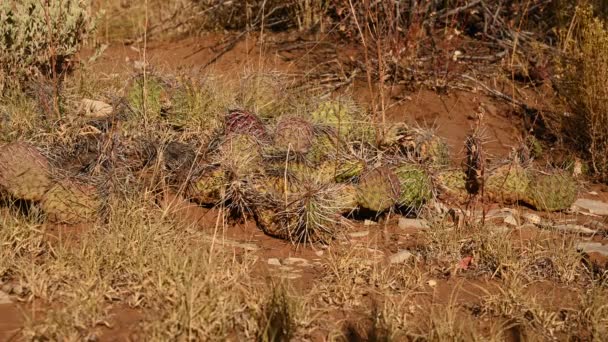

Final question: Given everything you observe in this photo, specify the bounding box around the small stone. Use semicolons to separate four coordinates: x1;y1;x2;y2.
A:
398;217;429;229
267;258;281;266
280;273;301;280
389;250;414;264
523;213;542;225
0;290;11;305
427;279;438;288
364;219;378;226
283;257;310;266
349;231;369;238
577;242;608;256
572;199;608;216
554;224;597;235
486;208;516;219
12;284;23;296
78;99;113;119
315;250;324;256
503;214;519;227
589;191;599;196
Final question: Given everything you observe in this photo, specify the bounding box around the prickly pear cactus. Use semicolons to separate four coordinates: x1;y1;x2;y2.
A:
417;134;450;168
527;170;577;212
436;169;468;201
41;180;102;224
218;133;263;178
356;167;401;212
338;184;359;214
394;164;433;209
311;100;355;137
190;168;226;205
274;116;315;154
308;131;340;164
253;205;290;240
485;163;530;204
0;142;52;201
224;109;269;141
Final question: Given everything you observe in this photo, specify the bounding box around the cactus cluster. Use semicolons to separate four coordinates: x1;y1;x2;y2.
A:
0;142;52;201
41;179;102;224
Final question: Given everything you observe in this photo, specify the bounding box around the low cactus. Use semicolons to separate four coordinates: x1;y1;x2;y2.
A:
218;134;264;178
224;109;270;141
527;170;577;212
274;116;315;154
0;142;52;201
436;169;468;201
190;168;226;205
394;164;433;209
485;163;530;204
356;167;401;213
41;179;102;224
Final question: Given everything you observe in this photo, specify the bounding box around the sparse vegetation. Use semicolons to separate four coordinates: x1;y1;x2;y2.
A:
2;0;608;340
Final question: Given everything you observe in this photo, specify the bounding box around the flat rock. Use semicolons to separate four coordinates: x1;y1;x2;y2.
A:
364;219;378;226
201;235;259;251
349;231;370;238
503;214;519;227
577;242;608;256
572;199;608;216
389;250;414;264
553;224;597;235
398;218;429;229
282;257;310;267
0;290;11;304
267;258;281;266
523;213;542;225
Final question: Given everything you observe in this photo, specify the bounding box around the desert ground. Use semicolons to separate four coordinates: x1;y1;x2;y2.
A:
1;1;608;341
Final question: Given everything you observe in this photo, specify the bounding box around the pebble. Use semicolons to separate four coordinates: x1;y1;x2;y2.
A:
349;231;370;238
267;258;281;266
523;213;542;225
427;279;438;288
572;199;608;216
282;257;310;267
315;250;324;256
389;250;414;264
503;214;519;227
398;217;429;229
364;219;378;226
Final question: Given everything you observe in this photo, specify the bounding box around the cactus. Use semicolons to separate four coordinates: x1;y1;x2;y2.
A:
41;180;101;224
485;163;530;204
356;167;401;212
274;116;315;154
224;109;270;141
394;164;433;209
190;168;226;205
417;134;450;168
436;169;468;201
218;133;264;178
382;124;449;167
334;158;366;183
311;100;357;139
308;130;341;164
527;170;577;212
0;142;52;201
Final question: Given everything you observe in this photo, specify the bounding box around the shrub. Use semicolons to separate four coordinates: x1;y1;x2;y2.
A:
0;0;95;91
555;4;608;181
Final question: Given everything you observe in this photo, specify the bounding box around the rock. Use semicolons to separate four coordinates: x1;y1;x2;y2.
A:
283;257;310;267
389;250;414;264
349;231;369;238
589;191;599;196
486;208;517;219
398;217;429;229
0;290;11;304
11;284;23;296
523;213;542;225
572;199;608;216
78;99;113;119
503;214;519;227
315;250;324;257
364;219;378;226
427;279;438;287
200;235;259;251
553;224;597;235
267;258;281;266
577;242;608;256
280;273;301;280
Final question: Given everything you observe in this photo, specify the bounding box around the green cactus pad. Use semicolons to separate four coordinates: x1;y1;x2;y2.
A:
485;163;530;204
190;168;226;205
0;142;52;201
527;170;577;212
394;164;433;209
274;116;315;154
218;134;263;178
356;167;401;212
436;169;468;201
